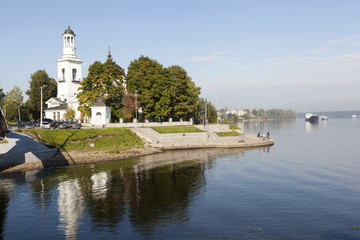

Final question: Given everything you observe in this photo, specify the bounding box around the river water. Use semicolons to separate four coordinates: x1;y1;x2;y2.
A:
1;119;360;239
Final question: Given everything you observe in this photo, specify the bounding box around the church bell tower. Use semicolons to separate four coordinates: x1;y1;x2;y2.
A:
57;26;83;101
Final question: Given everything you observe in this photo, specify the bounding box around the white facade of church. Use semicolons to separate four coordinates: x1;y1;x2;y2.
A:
44;26;83;122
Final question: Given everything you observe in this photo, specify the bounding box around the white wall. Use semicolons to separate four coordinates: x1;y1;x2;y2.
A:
57;58;82;101
91;106;111;126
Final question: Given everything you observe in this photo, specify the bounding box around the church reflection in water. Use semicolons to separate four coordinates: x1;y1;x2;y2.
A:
1;148;248;239
55;149;223;238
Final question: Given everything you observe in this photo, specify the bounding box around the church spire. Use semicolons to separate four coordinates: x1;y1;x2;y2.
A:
107;46;112;59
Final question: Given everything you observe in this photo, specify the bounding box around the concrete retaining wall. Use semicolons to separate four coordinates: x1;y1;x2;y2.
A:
83;120;193;128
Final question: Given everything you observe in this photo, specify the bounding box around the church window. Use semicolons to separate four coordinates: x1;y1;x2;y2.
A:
72;69;77;81
57;112;60;120
62;69;65;80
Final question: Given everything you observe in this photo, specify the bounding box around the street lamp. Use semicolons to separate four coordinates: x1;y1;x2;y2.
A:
40;85;45;127
135;90;138;122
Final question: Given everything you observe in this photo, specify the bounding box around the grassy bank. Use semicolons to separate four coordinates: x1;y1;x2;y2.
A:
215;131;243;137
229;124;241;130
151;126;205;133
23;128;144;152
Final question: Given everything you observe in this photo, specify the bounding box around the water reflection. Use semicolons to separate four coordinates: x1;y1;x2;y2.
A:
58;179;84;239
305;121;318;134
0;147;270;239
0;179;15;240
91;171;110;199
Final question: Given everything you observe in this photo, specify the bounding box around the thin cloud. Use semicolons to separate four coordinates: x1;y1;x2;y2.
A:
327;36;358;45
186;55;217;62
184;50;241;63
213;50;237;56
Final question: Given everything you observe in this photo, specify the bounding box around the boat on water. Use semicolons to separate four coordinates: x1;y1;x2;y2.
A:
352;115;357;118
305;113;319;123
320;115;328;120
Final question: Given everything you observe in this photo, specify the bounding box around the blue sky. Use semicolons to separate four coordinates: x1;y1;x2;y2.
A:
0;0;359;112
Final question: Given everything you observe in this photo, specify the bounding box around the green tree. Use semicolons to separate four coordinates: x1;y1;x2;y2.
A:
77;58;125;121
126;57;201;121
126;56;168;120
26;70;57;120
63;107;75;120
0;88;5;106
194;99;217;124
166;65;201;120
251;109;258;118
3;85;23;122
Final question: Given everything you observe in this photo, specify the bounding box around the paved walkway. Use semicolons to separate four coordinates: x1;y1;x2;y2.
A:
132;126;274;149
0;131;56;168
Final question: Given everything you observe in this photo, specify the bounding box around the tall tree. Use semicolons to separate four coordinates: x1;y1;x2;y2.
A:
166;65;201;120
3;85;23;122
26;70;57;120
126;56;168;120
126;57;201;121
0;88;5;106
77;58;125;121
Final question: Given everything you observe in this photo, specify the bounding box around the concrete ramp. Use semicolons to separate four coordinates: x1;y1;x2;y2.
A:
0;131;57;168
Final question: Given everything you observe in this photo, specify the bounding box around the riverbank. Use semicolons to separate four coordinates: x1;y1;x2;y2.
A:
1;147;162;173
1;125;274;173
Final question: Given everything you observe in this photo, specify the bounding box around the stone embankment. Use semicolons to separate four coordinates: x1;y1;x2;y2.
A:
131;124;274;150
1;124;273;173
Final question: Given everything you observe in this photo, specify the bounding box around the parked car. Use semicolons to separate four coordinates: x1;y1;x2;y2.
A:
72;122;82;129
16;121;24;126
66;121;82;129
24;122;35;129
54;121;67;129
33;121;39;127
41;121;51;129
42;119;55;128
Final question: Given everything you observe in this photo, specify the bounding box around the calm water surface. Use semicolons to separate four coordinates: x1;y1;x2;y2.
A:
1;119;360;239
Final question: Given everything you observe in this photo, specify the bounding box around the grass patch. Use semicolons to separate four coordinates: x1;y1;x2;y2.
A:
215;131;243;137
229;124;241;130
151;126;205;133
23;128;144;152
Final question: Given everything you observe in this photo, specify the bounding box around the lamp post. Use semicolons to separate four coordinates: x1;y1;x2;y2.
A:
40;85;45;127
135;90;138;122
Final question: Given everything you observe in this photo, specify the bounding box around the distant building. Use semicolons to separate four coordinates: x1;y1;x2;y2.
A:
44;26;83;121
230;109;248;117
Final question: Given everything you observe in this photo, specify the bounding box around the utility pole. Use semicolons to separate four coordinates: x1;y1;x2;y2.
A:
205;101;207;125
216;97;219;125
135;90;137;122
40;85;45;126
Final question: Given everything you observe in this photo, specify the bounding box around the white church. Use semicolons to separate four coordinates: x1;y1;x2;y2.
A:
44;26;84;122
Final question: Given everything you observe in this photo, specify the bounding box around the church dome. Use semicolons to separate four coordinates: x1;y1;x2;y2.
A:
63;26;75;35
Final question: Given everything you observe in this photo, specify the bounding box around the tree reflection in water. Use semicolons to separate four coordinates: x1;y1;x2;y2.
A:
2;148;248;239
